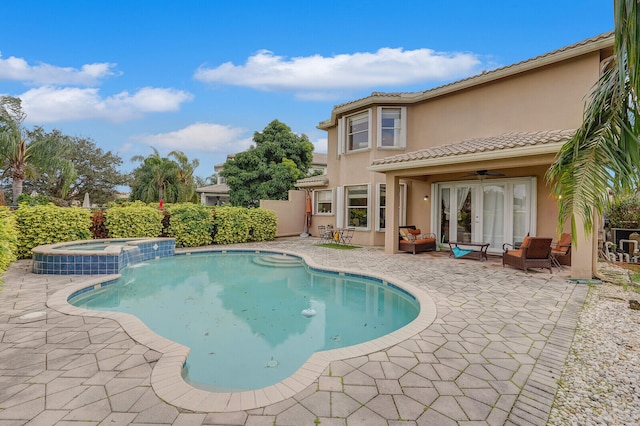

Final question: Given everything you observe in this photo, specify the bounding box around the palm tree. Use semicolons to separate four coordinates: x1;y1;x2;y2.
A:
168;150;199;202
130;148;179;203
547;0;639;238
0;96;75;203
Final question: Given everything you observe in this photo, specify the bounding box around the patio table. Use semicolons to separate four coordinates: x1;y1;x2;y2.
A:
448;241;490;261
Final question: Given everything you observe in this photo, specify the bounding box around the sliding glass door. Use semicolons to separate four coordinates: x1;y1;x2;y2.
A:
435;178;535;253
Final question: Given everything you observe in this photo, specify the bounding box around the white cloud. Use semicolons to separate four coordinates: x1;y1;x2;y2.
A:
132;123;254;154
0;53;118;86
19;86;193;123
194;48;483;96
312;137;327;154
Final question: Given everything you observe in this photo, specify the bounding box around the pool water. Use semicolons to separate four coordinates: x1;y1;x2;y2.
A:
70;252;419;391
53;239;133;251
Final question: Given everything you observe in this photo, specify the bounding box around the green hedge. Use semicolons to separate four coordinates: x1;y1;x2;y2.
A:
3;203;278;265
166;203;214;248
104;202;164;238
247;208;278;242
212;206;251;244
0;207;18;275
15;204;92;259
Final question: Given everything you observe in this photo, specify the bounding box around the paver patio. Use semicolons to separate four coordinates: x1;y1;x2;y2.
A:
0;237;584;425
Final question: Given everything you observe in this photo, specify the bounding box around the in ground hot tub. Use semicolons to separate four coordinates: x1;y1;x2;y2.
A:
32;237;175;275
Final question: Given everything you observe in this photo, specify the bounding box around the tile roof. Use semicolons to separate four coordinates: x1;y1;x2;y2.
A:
371;129;575;166
195;183;230;193
295;174;329;188
320;32;613;129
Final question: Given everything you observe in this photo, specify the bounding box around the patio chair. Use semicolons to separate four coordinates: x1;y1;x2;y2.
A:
340;227;355;245
502;237;553;273
551;232;572;267
317;225;333;243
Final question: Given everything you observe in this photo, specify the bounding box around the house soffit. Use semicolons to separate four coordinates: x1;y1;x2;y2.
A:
368;130;574;173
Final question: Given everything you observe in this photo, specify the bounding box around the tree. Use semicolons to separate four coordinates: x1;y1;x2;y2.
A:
24;130;128;205
169;150;200;202
0;96;75;203
221;120;314;207
130;148;180;203
547;0;639;239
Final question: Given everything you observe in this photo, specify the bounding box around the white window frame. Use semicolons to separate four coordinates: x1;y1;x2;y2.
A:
376;183;386;231
377;106;406;149
314;189;334;215
344;184;371;230
338;110;371;154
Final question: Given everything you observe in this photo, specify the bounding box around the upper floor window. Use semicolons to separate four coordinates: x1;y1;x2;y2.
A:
347;112;369;151
338;110;371;154
377;107;406;149
315;189;333;214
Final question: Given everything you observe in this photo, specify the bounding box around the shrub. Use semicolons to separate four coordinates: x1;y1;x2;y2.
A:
104;202;164;238
90;210;108;239
0;207;18;275
166;203;214;247
212;206;250;244
247;208;278;241
606;195;640;228
15;204;92;258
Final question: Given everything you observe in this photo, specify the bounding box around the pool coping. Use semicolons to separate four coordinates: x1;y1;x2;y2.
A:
47;247;437;412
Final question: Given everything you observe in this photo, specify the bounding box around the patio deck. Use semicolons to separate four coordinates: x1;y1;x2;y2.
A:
0;237;583;425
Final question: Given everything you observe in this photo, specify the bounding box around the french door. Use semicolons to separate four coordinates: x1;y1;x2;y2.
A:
433;178;536;253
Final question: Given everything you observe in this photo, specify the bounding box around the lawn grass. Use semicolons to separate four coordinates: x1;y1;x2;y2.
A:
314;243;361;250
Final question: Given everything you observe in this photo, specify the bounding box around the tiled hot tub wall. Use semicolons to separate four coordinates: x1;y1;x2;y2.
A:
32;238;175;275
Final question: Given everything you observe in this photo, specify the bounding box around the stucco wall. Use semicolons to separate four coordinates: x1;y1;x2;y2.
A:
260;190;306;237
405;53;601;148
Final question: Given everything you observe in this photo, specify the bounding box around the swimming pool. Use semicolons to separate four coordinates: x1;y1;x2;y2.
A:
69;251;420;391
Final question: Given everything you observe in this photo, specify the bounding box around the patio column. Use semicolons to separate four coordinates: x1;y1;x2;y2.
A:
385;174;400;254
571;212;596;279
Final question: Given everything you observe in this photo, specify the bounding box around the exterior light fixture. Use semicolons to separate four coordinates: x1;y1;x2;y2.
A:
423;195;429;201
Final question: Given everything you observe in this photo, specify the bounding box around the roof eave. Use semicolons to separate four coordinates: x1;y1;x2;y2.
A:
318;33;614;131
368;142;565;173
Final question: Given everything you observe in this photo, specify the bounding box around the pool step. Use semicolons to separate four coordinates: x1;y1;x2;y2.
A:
253;255;303;267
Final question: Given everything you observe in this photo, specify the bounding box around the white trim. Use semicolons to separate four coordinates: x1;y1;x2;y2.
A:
344;183;371;230
314;188;334;215
376;183;385;231
432;177;536;254
376;106;407;149
337;117;345;157
343;109;371;153
336;186;344;228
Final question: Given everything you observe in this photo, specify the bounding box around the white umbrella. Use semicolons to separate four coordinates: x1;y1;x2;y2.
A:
82;193;91;208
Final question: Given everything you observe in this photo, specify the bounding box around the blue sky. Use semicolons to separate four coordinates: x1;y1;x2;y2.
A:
1;1;613;180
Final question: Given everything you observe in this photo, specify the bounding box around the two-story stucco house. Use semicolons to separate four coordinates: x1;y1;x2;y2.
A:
297;32;614;279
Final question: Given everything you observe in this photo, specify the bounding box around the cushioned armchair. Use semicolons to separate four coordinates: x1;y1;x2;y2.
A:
503;236;553;273
399;226;436;254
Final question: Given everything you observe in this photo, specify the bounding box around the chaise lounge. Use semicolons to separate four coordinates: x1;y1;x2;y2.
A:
399;226;436;254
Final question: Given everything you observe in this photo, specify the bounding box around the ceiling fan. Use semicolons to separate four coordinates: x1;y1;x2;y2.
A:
465;169;506;178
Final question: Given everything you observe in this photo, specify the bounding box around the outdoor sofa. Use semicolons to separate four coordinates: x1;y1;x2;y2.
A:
399;226;436;254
